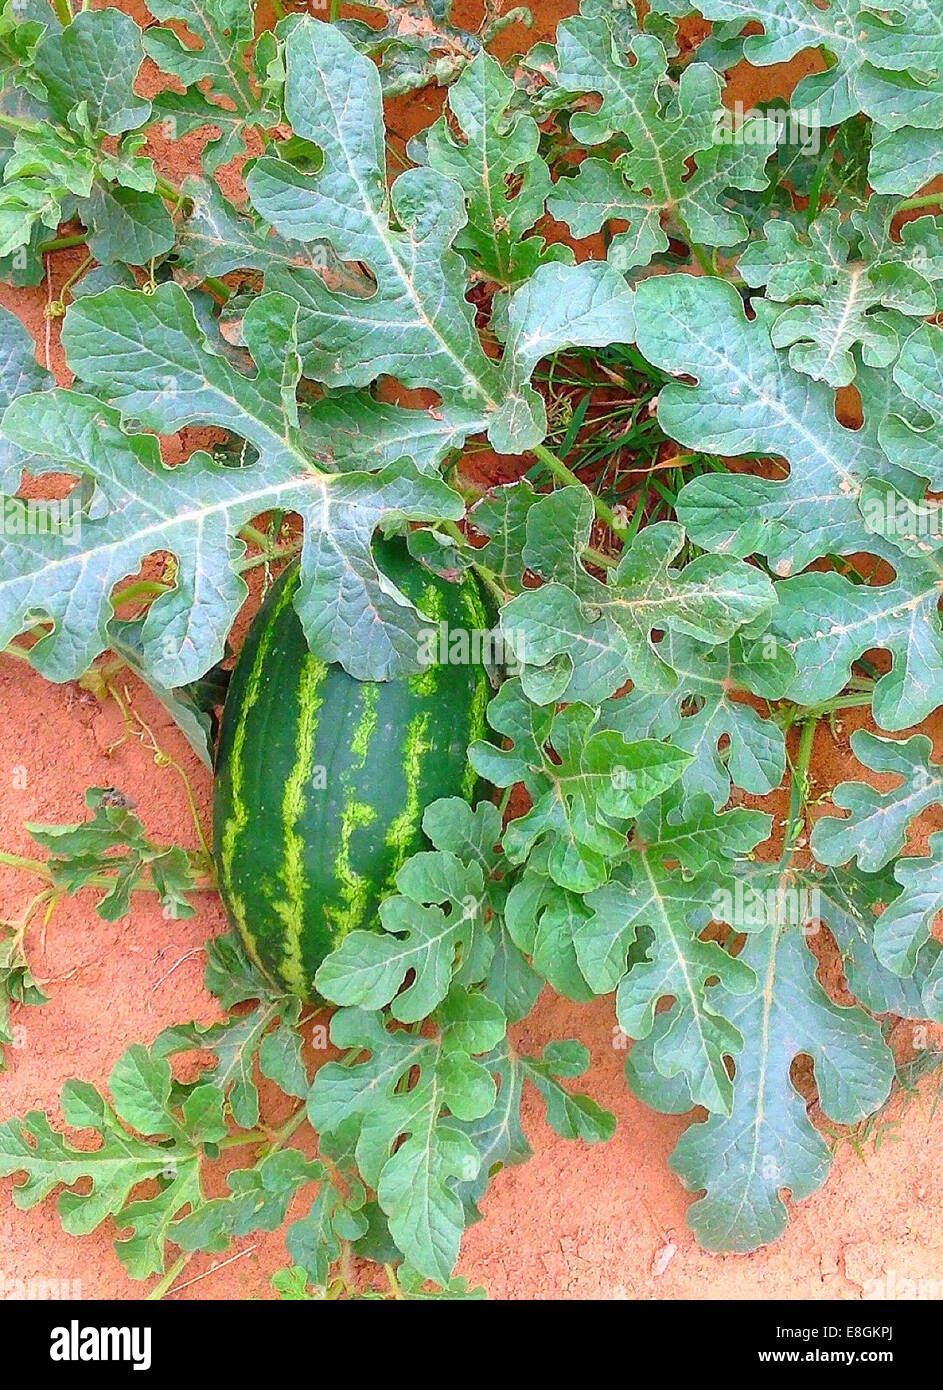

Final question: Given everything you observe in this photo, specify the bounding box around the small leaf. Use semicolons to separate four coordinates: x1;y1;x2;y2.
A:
811;729;943;871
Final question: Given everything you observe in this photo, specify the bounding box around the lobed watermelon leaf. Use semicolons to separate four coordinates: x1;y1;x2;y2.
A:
1;0;943;1294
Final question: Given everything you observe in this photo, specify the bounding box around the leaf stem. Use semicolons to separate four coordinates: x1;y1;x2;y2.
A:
0;845;216;895
673;211;715;276
111;580;171;608
154;173;186;206
774;692;874;727
268;1106;308;1152
0;849;52;879
898;192;942;211
780;716;816;866
38;232;88;254
202;275;231;302
217;1107;307;1151
0;111;42;135
531;442;628;538
147;1253;191;1301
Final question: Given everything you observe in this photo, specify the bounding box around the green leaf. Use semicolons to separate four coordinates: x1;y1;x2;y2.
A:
452;1040;532;1218
0;1043;227;1278
272;1265;321;1300
583;801;769;1113
880;320;943;490
154;999;306;1132
315;851;488;1021
285;1168;368;1287
814;863;941;1019
172;176;344;288
144;0;276;172
598;630;793;810
770;547;943;730
308;1007;495;1283
0;284;465;685
500;486;775;702
172;1149;321;1254
633;789;774;874
246;19;636;453
453;1035;615;1222
650;0;943;132
874;830;943;987
418;49;569;286
635;274;889;574
655;868;896;1252
524;1039;616;1140
202;930;278;1010
0;302;51;489
0;928;47;1069
869;124;943;195
811;730;943;871
547;28;776;267
0;134;91;256
421;797;503;875
739;201;941;387
505;860;597;1000
469;678;691;892
466;480;540;593
25;786;201;921
858;473;943;559
33;8;151;136
316;801;507;1019
79;184;175;265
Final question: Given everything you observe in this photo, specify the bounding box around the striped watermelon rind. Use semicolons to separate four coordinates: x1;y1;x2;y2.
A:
213;538;493;999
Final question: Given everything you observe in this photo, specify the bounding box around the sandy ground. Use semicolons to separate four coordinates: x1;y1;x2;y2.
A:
1;0;942;1301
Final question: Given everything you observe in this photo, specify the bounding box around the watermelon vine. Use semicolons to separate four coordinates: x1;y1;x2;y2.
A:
0;0;942;1298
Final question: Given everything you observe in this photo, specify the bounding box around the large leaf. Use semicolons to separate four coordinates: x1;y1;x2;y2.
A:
811;729;943;871
582;797;770;1114
314;851;489;1022
500;485;775;703
879;320;943;490
145;0;277;172
0;284;464;685
598;630;793;810
874;830;943;989
245;19;637;454
640;866;896;1252
0;1044;228;1278
814;863;942;1020
634;274;890;574
33;7;151;136
547;26;777;268
307;1004;502;1284
0;303;51;489
417;49;569;286
770;546;943;730
869;124;943;195
469;678;691;892
739;202;943;388
650;0;943;132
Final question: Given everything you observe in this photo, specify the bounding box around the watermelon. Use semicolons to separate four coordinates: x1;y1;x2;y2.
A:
213;538;492;998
